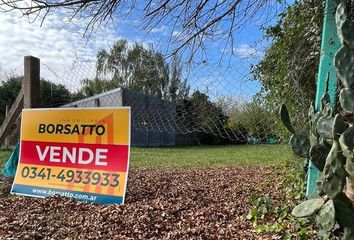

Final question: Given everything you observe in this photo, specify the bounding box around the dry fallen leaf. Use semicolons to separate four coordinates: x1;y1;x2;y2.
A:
0;166;313;239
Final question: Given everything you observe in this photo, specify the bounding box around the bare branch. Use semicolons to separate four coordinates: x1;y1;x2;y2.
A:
0;0;290;59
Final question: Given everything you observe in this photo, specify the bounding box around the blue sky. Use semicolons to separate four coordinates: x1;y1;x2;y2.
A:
0;1;290;101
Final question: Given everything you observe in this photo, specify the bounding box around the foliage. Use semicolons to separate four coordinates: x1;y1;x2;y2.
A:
96;39;168;98
78;39;190;100
279;3;354;239
168;55;190;101
0;76;22;124
0;76;72;124
246;155;313;239
217;96;278;143
254;0;324;133
73;78;112;99
176;91;228;144
39;79;72;108
238;100;278;142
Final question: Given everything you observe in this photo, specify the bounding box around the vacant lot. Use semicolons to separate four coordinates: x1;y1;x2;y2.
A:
1;144;289;168
0;145;300;239
131;144;289;168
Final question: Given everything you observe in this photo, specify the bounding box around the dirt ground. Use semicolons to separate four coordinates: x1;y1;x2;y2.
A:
0;166;294;239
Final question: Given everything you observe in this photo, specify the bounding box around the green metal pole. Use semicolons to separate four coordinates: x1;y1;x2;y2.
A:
306;0;340;198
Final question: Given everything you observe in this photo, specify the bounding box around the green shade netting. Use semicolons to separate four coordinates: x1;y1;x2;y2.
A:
2;143;19;177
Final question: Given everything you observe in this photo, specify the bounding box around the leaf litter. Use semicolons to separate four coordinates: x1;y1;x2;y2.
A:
0;166;299;239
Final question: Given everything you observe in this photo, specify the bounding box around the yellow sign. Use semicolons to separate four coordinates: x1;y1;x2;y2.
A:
11;108;131;204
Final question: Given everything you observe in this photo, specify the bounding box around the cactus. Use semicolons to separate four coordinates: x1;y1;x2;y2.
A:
284;3;354;239
309;144;329;171
333;114;348;140
289;134;310;158
336;3;354;50
309;133;319;146
308;103;315;120
335;46;354;88
279;104;311;158
291;198;324;218
345;160;354;201
322;141;348;199
317;117;335;140
320;73;331;113
309;105;322;138
346;159;354;179
335;198;354;224
339;126;354;159
339;88;354;113
280;104;296;133
343;228;354;240
316;200;336;233
340;20;354;50
321;103;333;118
335;3;347;29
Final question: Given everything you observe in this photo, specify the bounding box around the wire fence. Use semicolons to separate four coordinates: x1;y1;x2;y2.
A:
28;44;311;146
0;39;314;149
0;1;320;147
0;43;312;147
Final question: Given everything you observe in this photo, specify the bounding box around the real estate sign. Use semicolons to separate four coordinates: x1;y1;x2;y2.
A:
11;107;131;204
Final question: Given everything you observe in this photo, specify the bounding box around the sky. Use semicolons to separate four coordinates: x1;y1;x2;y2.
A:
0;1;290;100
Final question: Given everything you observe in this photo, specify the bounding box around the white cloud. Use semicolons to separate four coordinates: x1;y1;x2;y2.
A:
148;26;167;34
221;44;262;58
231;44;262;58
0;10;120;92
172;31;181;37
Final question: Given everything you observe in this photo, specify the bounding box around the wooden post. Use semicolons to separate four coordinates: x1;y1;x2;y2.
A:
23;56;40;109
4;105;9;149
0;55;40;147
0;88;23;147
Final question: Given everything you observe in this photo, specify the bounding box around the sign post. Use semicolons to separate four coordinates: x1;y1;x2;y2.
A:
11;107;131;204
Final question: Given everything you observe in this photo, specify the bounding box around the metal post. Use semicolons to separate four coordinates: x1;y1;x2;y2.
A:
306;0;340;198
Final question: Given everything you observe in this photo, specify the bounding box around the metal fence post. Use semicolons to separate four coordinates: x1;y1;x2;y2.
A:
306;0;340;198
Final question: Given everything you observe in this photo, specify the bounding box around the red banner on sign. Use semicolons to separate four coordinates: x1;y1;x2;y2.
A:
20;140;129;172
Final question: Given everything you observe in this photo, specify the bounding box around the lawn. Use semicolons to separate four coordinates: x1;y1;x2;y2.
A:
0;151;10;167
130;144;292;168
0;144;293;169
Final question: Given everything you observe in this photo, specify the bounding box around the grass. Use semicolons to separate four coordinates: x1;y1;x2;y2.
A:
0;150;11;167
130;144;292;168
0;144;293;169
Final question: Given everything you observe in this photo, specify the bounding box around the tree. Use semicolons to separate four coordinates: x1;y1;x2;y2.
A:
216;96;278;143
78;39;189;100
0;76;22;124
238;100;278;142
166;55;190;102
97;40;169;98
39;79;72;108
0;0;290;58
74;78;113;98
177;90;228;143
253;0;324;133
0;76;72;123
